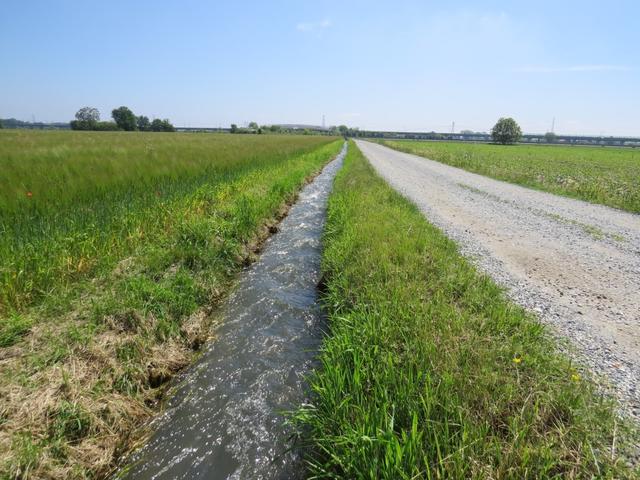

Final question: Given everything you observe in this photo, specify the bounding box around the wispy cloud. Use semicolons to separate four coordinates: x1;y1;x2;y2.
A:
296;18;331;33
514;65;634;73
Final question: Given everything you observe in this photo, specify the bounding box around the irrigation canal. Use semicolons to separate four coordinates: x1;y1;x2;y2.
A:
118;143;347;479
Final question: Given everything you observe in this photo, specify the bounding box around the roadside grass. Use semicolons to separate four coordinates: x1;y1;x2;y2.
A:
294;141;638;478
381;140;640;214
0;131;341;479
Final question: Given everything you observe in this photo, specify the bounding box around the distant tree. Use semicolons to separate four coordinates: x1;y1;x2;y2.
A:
544;131;557;143
95;121;119;131
71;106;100;130
137;115;151;131
230;124;238;133
112;106;137;131
491;117;522;145
0;119;3;129
75;106;100;123
160;119;175;132
338;125;349;135
150;118;175;132
70;120;92;130
269;125;281;133
248;121;258;130
150;119;164;131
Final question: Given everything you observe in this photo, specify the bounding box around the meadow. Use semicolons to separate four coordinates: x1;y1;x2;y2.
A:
0;130;341;479
382;140;640;213
295;141;638;478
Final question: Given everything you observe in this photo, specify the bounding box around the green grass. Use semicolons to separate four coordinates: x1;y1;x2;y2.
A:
0;130;336;315
381;140;640;213
0;130;341;479
295;141;638;479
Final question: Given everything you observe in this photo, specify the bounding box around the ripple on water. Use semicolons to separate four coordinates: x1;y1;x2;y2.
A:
119;144;347;480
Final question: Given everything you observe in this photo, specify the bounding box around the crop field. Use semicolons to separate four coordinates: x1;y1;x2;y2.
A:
294;141;637;478
381;140;640;213
0;130;341;478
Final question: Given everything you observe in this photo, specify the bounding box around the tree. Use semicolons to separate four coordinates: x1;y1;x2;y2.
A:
112;106;137;131
71;106;100;130
491;117;522;145
150;118;175;132
160;119;175;132
544;131;557;143
0;119;3;129
95;121;119;131
338;125;349;136
75;107;100;123
230;124;238;133
248;121;258;130
137;115;151;131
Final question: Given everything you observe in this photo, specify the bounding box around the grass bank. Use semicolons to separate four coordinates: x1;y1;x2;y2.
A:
295;141;638;478
0;131;341;479
381;140;640;214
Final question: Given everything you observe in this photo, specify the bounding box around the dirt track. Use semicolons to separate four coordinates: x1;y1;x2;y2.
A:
356;139;640;417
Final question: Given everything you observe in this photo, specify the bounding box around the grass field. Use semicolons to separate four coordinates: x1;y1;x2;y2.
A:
295;141;638;478
0;130;341;479
381;140;640;214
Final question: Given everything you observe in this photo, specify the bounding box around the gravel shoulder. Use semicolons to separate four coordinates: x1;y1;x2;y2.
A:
356;139;640;418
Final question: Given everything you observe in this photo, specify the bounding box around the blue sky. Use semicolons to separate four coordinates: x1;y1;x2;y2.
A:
1;0;638;135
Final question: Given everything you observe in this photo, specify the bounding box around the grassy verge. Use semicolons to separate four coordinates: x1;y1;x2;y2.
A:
381;140;640;214
0;132;342;479
295;141;638;478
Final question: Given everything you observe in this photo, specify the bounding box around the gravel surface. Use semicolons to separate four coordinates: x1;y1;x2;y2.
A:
356;139;640;420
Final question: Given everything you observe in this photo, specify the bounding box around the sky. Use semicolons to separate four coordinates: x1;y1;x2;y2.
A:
1;0;639;136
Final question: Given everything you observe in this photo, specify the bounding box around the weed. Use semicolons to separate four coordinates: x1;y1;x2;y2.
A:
0;313;33;347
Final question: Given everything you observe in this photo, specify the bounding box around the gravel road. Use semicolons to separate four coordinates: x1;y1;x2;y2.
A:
356;139;640;419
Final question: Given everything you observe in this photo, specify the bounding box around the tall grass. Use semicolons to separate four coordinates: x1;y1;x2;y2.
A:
295;141;637;478
382;140;640;213
0;130;333;313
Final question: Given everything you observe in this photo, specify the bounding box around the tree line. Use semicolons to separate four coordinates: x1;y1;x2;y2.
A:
228;122;361;137
70;106;175;132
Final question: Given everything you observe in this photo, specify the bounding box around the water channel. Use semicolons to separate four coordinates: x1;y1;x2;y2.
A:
119;144;347;479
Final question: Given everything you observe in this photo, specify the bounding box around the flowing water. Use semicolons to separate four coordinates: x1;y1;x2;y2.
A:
119;144;346;479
